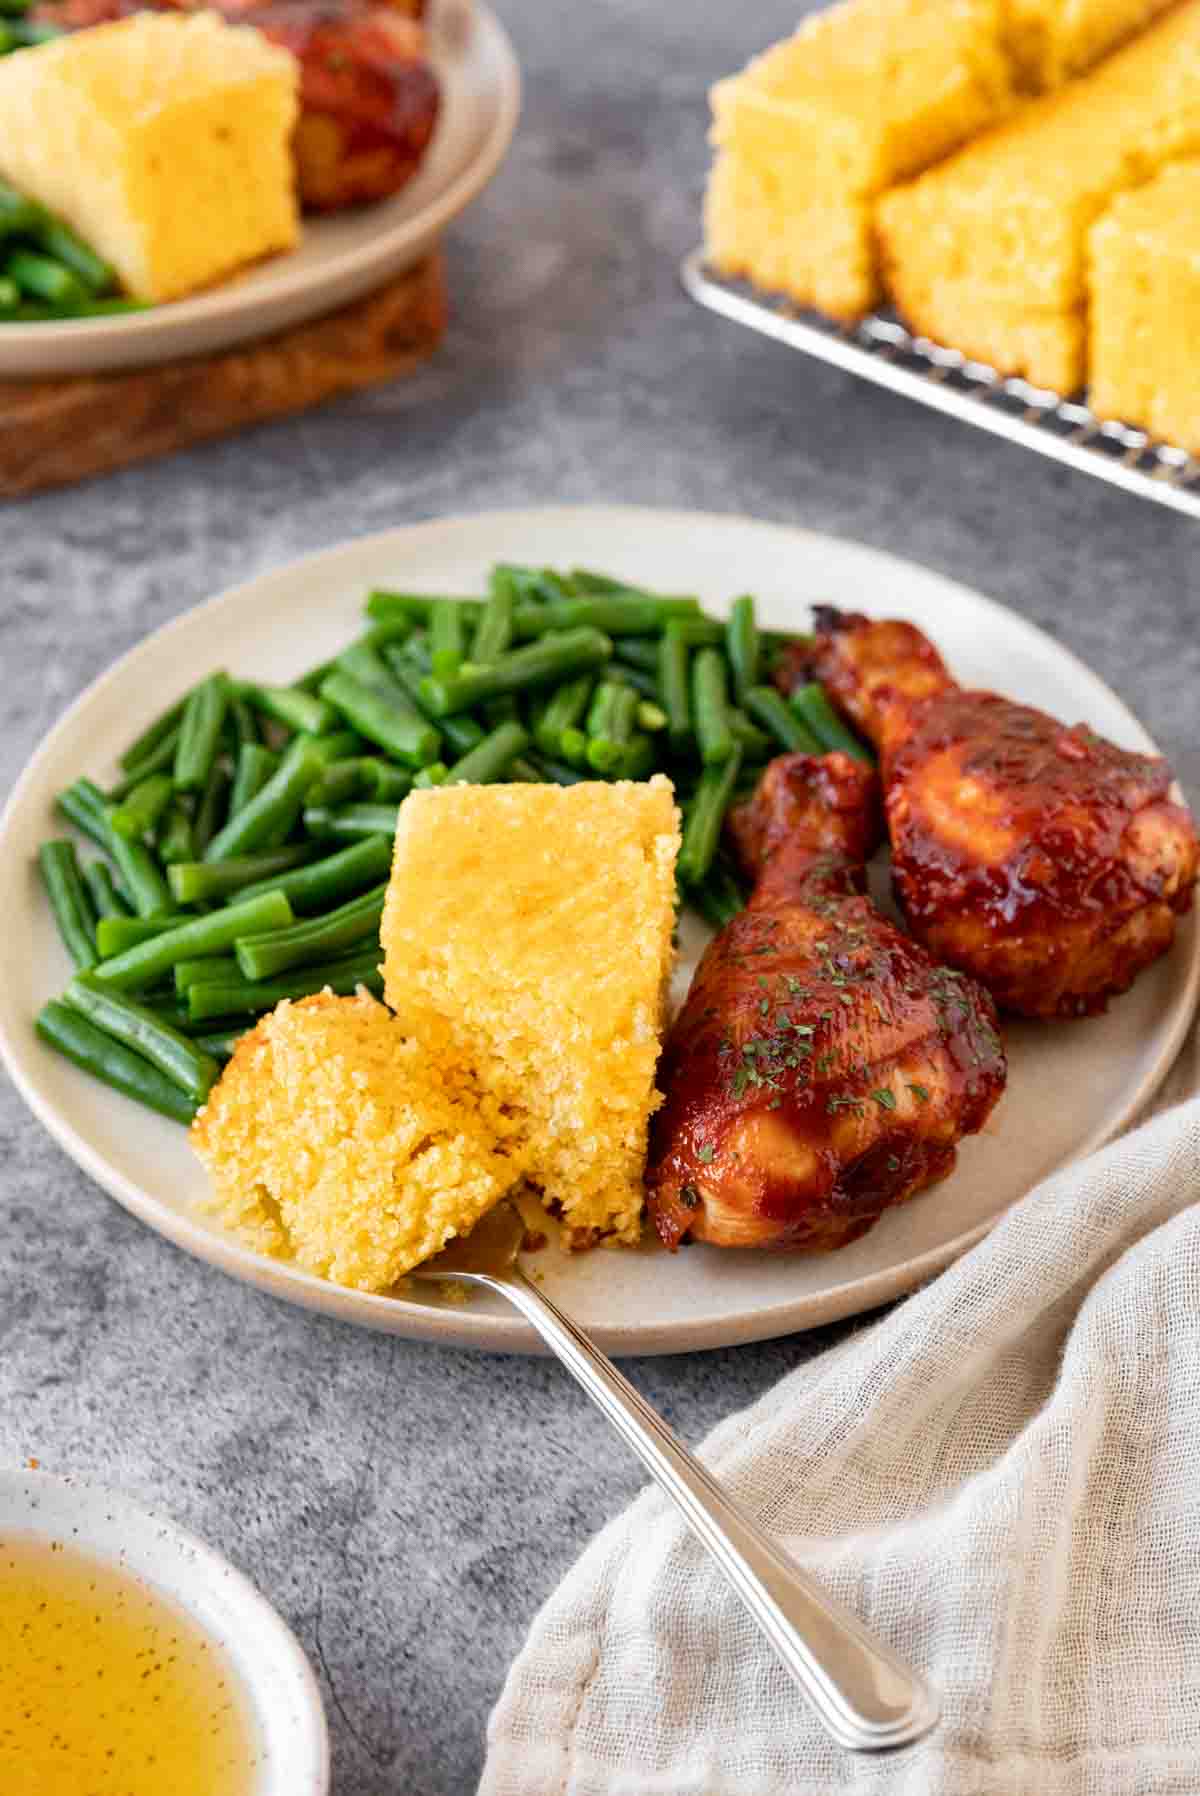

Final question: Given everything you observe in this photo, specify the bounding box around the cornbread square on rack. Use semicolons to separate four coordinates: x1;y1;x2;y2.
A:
704;0;1014;320
1003;0;1178;90
382;778;680;1250
0;12;299;303
877;1;1200;392
1088;161;1200;454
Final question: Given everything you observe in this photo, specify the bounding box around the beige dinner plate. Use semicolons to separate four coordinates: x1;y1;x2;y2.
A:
0;1;520;377
1;506;1195;1354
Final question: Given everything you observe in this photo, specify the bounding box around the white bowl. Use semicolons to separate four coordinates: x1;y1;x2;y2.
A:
0;1467;329;1795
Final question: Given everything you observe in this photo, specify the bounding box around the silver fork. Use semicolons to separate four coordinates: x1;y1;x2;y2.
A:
411;1202;939;1754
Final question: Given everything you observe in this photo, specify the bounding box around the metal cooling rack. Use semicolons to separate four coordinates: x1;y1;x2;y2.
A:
682;248;1200;521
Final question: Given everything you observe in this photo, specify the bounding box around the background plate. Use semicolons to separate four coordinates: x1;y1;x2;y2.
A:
0;506;1195;1354
0;1;519;377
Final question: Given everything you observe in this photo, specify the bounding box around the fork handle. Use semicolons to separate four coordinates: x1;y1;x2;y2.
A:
488;1266;938;1754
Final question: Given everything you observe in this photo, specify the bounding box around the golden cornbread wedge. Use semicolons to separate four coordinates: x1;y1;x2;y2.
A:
1003;0;1179;90
382;779;680;1250
1088;161;1200;452
704;0;1014;320
878;0;1200;391
191;991;526;1293
0;13;299;304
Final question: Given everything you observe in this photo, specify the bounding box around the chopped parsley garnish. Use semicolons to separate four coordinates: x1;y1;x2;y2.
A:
908;1082;931;1104
697;1143;715;1164
871;1088;897;1110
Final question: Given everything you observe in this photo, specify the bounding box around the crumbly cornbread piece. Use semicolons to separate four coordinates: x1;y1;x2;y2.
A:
381;779;680;1249
704;0;1014;319
191;991;525;1292
1088;161;1200;451
877;1;1200;390
0;13;299;303
1003;0;1178;90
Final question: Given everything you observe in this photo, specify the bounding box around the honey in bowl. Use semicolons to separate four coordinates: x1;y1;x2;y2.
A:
0;1533;259;1795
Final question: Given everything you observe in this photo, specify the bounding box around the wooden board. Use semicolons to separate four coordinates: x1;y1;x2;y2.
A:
0;254;446;500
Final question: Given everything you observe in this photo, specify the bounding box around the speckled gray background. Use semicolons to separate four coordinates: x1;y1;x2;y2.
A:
2;2;1198;1791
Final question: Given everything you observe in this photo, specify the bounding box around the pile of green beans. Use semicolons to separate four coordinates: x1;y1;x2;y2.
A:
0;173;142;323
33;561;871;1125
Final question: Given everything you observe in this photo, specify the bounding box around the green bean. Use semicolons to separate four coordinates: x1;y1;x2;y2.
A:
511;596;700;639
333;636;403;692
107;725;182;798
83;860;130;921
366;591;483;628
35;1001;199;1126
534;675;593;758
228;693;260;751
191;762;231;858
106;772;172;841
744;685;822;754
726;595;759;705
320;670;441;769
692;647;735;767
230;743;280;817
39;841;98;971
379;646;484;757
611;637;661;673
419;628;612;716
442;720;529;787
359;759;412;801
413;765;448;789
247;683;335;737
490;564;570;604
96;915;175;958
168;847;313;906
157;799;195;867
364;618;415;652
599;735;655;781
235;883;386;981
560;728;588;768
728;708;772;758
65;974;219;1104
429;599;469;679
471;584;514;664
658;625;692;758
637;700;668;733
293;657;337;696
175;957;237;997
308;758;368;807
689;861;747;930
608;662;660;701
0;276;19;309
566;568;627;594
5;247;86;306
56;778;112;852
677;746;743;888
187;948;384;1022
108;828;175;920
204;740;324;862
586;685;639;775
237;834;392;913
33;217;115;294
193;1029;246;1061
665;618;725;649
0;179;42;236
305;730;365;765
509;756;545;783
528;754;588;785
303;802;400;841
93;890;294;992
789;683;874;763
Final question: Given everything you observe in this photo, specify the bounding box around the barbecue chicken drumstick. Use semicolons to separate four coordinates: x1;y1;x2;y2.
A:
646;753;1006;1252
806;609;1199;1019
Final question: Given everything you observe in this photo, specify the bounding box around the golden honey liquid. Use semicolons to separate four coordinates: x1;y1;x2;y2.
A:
0;1534;258;1796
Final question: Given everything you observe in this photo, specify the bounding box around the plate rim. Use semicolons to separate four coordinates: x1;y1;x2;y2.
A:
2;503;1196;1356
0;1;520;369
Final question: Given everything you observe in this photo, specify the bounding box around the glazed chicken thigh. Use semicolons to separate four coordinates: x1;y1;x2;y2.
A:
806;609;1199;1019
646;753;1006;1252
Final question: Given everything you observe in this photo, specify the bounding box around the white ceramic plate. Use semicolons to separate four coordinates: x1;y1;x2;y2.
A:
0;1467;329;1794
1;506;1195;1355
0;1;519;377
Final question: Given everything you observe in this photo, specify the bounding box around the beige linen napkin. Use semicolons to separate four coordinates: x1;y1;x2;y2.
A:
481;1029;1200;1796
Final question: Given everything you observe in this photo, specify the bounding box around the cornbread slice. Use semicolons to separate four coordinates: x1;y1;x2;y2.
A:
1088;161;1200;451
704;0;1014;319
878;1;1200;390
1003;0;1178;90
191;991;525;1292
381;779;680;1249
0;13;299;303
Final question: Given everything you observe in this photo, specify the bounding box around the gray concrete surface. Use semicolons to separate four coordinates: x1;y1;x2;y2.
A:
2;3;1198;1790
